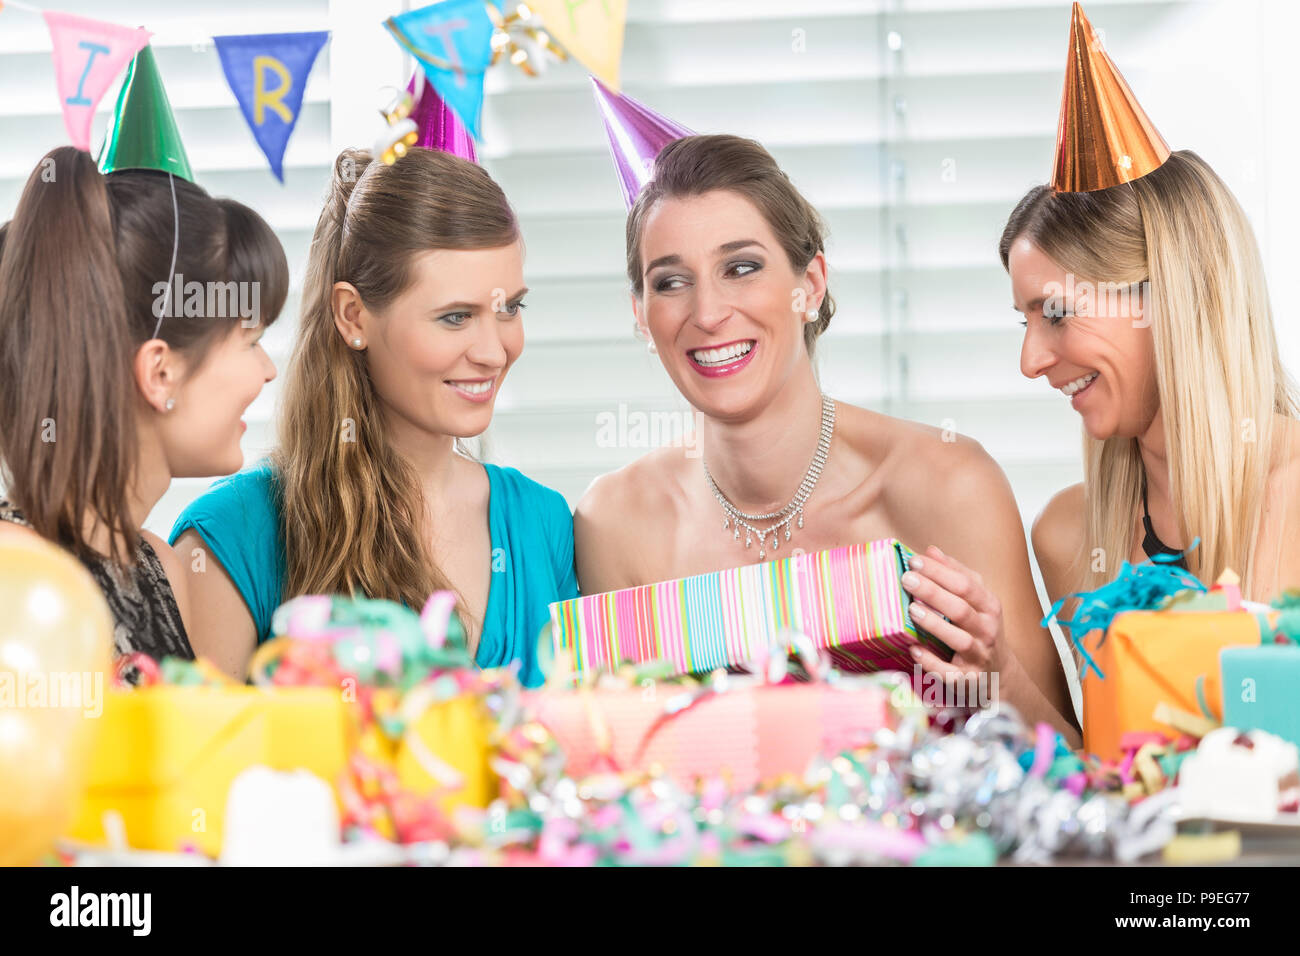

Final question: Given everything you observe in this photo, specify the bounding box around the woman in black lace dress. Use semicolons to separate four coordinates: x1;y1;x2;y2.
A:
0;147;288;667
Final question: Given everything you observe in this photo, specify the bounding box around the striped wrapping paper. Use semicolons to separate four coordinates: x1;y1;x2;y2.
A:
549;539;952;679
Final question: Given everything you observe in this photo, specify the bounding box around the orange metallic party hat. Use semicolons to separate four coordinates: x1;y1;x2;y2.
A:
1051;2;1170;192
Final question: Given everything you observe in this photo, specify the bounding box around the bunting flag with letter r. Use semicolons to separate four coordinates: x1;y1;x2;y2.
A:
213;31;329;181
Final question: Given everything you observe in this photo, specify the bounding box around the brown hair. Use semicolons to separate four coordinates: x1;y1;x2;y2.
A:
0;146;288;563
274;147;519;616
999;150;1298;598
625;134;836;355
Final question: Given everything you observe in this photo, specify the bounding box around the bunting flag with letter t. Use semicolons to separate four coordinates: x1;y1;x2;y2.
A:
212;31;329;182
384;0;494;141
42;11;151;151
529;0;627;91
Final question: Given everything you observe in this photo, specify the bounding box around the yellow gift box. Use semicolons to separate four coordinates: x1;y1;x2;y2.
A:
68;686;353;857
392;692;497;813
1082;611;1259;761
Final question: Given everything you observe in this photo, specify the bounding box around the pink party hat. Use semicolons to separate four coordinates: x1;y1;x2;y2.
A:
591;78;693;208
407;71;478;162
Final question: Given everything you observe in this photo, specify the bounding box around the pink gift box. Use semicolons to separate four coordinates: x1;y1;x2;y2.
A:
526;681;896;791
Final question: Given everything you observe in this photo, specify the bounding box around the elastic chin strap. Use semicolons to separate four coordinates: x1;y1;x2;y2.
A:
151;170;179;341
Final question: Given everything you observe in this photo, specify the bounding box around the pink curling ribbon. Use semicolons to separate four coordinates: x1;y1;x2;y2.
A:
809;821;928;864
281;594;334;640
1064;772;1089;797
1118;750;1137;785
374;629;402;677
420;591;457;649
114;651;161;688
1028;722;1057;778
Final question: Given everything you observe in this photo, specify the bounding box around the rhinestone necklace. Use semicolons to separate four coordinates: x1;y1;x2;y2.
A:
702;394;835;561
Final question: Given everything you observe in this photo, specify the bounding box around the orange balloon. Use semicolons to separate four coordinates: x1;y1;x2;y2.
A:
0;536;113;865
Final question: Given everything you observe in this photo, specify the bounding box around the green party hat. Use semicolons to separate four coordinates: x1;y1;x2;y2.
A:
97;43;194;181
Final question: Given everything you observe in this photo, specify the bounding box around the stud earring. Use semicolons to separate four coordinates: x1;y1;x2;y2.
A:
805;309;819;322
351;338;363;349
647;339;658;355
164;398;176;411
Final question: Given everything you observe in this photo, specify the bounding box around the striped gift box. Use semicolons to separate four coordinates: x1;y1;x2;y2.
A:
549;539;951;679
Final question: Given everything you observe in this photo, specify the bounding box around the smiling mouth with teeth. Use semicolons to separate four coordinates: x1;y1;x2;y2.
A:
1061;371;1098;397
447;379;496;401
688;340;754;367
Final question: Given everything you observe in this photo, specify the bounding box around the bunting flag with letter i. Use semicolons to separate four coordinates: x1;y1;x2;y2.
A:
384;0;494;141
42;11;151;151
529;0;627;91
212;31;329;182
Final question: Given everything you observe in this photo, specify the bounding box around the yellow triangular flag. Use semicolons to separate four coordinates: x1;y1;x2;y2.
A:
530;0;627;91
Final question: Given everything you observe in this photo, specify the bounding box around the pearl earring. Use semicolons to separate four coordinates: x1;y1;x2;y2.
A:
647;340;658;355
805;309;819;322
164;398;175;411
351;338;363;349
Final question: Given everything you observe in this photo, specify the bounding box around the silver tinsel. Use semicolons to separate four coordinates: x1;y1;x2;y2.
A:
784;702;1180;865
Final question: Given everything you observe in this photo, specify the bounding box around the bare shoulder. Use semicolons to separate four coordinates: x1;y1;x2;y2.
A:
836;403;1011;505
142;529;190;622
1268;416;1300;495
575;448;685;593
169;526;257;679
577;447;685;520
1030;483;1086;600
1031;483;1085;556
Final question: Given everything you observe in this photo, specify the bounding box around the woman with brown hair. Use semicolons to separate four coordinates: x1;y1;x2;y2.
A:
171;147;577;686
0;147;288;662
576;134;1079;742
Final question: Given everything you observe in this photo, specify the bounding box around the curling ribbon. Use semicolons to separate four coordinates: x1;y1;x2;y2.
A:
1042;541;1204;680
386;1;565;78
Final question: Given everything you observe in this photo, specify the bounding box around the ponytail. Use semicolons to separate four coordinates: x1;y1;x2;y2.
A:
308;148;373;298
0;147;138;561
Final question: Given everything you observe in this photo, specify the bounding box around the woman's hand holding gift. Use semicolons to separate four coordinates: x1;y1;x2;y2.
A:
900;545;1005;684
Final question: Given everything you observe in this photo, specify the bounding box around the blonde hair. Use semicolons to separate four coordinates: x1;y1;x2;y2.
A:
1000;150;1299;599
274;147;519;615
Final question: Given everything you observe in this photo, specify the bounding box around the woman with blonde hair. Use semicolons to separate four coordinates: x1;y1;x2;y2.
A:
1005;7;1300;612
1006;150;1300;607
577;133;1081;743
171;147;577;684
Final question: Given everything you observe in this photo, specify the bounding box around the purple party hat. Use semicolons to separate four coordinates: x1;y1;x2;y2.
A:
408;71;478;162
591;77;693;208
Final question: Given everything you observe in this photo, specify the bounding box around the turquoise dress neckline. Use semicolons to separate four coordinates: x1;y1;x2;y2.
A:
477;462;503;665
169;459;577;687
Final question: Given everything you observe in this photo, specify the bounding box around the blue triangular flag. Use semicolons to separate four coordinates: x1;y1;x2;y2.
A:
384;0;493;141
213;31;329;182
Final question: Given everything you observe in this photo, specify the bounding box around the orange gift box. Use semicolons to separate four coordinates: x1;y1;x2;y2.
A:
526;681;896;791
1082;611;1260;761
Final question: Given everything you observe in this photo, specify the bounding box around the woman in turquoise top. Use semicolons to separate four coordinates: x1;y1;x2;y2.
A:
170;460;575;686
171;147;577;687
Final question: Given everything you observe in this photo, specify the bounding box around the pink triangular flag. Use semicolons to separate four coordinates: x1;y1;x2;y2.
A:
43;12;151;151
